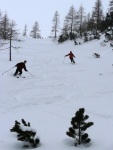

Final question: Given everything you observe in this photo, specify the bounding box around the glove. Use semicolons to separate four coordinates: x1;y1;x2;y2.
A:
26;70;28;72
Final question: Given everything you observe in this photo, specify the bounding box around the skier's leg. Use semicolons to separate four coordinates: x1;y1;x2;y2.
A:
14;69;18;76
70;58;73;63
19;70;22;75
73;58;75;63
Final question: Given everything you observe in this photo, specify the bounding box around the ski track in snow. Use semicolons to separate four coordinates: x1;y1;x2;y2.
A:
0;38;113;118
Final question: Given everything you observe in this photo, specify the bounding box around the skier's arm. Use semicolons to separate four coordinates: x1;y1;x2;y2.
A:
73;54;76;58
15;64;17;67
24;65;28;71
65;53;69;57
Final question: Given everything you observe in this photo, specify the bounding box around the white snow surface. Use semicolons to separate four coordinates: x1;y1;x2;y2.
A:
0;36;113;150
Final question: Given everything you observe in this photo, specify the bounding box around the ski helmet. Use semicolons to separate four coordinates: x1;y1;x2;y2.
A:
24;60;27;63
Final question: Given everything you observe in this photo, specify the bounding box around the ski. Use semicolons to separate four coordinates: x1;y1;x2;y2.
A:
16;76;25;78
14;75;25;78
13;74;25;78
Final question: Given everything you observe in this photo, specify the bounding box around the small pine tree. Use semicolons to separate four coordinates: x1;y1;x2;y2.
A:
66;108;94;146
84;32;88;42
29;21;41;39
23;24;27;36
10;119;40;148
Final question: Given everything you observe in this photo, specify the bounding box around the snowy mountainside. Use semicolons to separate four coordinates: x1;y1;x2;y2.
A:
0;36;113;150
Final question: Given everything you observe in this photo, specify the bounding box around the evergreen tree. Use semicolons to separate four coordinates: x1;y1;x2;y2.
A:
92;0;104;31
99;19;107;32
104;1;113;40
10;119;40;148
7;20;19;40
65;5;77;34
51;10;60;38
0;9;2;21
61;7;76;41
23;24;27;36
109;0;113;13
108;0;113;29
62;18;69;36
7;20;20;61
86;13;96;33
0;12;11;40
0;18;20;61
77;5;86;37
30;21;41;39
0;10;3;38
66;108;94;146
84;32;89;42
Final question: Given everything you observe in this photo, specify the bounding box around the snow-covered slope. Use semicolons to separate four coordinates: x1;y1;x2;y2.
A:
0;36;113;150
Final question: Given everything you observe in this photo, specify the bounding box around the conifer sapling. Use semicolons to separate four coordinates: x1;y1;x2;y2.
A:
66;108;94;146
10;119;40;148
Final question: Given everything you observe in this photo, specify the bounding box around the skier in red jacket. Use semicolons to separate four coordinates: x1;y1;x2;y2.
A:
65;51;75;63
14;60;28;76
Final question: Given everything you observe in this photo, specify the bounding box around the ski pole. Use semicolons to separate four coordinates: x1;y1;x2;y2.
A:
27;71;33;76
2;66;15;75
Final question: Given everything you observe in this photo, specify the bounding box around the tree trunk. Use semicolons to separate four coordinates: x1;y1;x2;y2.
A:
9;37;11;61
78;123;81;145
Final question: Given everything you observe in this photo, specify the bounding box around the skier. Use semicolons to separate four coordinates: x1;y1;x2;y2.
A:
14;60;28;76
65;51;75;63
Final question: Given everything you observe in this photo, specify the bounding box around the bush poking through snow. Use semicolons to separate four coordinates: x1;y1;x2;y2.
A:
93;53;100;58
66;108;94;146
10;119;40;148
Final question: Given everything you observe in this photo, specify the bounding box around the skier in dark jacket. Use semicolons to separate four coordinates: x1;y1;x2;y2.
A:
65;51;75;63
14;60;28;76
